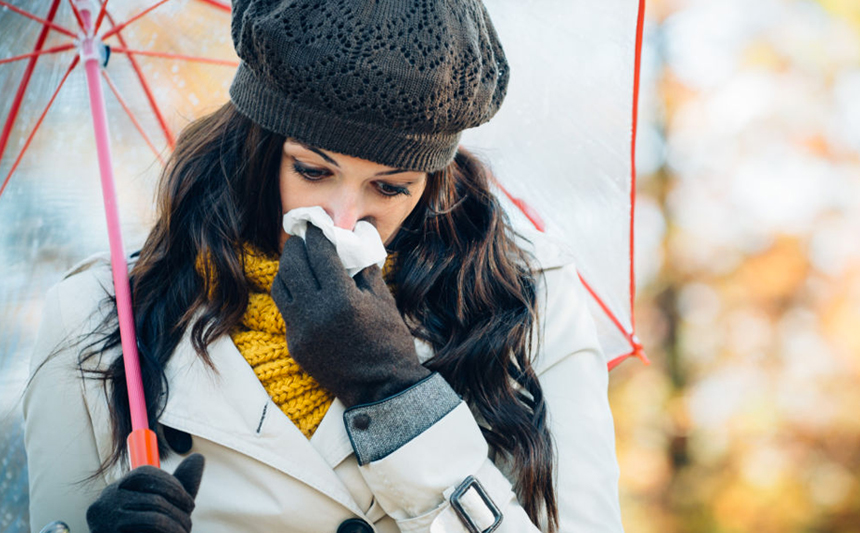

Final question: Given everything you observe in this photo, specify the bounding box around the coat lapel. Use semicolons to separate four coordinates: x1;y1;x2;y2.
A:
158;326;364;517
309;399;353;468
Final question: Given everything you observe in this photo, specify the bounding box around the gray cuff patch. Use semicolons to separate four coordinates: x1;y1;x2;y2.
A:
343;372;462;465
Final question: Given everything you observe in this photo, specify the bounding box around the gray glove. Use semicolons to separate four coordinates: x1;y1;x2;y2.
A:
86;453;205;533
271;224;431;407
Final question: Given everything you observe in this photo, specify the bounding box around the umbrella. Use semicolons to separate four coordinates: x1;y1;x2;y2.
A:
0;0;238;476
1;0;647;528
469;0;650;370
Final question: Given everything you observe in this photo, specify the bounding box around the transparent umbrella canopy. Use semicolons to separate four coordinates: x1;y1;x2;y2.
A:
0;0;236;292
467;0;649;369
0;0;646;530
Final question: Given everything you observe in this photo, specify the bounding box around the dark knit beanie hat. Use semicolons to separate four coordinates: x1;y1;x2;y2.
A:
228;0;510;173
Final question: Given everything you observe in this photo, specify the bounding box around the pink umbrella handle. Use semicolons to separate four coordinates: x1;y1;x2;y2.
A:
75;0;158;468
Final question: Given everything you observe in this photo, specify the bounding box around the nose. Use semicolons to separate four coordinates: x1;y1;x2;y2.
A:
324;189;362;231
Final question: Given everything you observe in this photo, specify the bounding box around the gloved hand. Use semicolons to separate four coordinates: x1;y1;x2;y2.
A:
271;224;431;407
86;453;205;533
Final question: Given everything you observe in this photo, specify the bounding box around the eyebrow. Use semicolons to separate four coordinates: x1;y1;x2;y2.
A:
291;140;411;177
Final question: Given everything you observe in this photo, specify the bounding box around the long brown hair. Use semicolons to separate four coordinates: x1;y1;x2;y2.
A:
77;101;558;530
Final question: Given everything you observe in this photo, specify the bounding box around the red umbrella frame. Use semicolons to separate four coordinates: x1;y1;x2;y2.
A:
0;0;236;179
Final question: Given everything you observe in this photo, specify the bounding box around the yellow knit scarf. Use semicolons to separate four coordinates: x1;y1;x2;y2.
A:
230;243;332;438
197;241;395;439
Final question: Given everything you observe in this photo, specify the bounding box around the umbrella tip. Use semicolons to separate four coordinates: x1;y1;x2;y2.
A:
631;335;650;365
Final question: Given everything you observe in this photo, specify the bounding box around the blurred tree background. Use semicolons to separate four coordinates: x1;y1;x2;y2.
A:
613;0;860;531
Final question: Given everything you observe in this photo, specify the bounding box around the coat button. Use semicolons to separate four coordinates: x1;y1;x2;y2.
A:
337;518;373;533
163;425;193;454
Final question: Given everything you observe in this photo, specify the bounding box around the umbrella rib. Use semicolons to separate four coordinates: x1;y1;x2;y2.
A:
101;70;166;166
103;8;175;148
110;47;239;67
67;0;85;30
0;56;79;199
601;0;649;372
0;43;77;66
0;0;77;38
0;0;63;166
576;271;651;363
196;0;230;12
486;173;547;232
94;0;110;34
629;0;646;335
101;0;173;40
608;348;642;371
577;272;632;339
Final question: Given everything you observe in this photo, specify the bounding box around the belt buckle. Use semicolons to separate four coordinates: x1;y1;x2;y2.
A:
449;475;503;533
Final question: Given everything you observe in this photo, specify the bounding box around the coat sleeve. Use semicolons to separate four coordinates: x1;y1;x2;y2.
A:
23;273;110;533
343;263;624;532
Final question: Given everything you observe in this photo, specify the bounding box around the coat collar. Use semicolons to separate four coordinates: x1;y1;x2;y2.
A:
513;225;577;272
158;321;364;517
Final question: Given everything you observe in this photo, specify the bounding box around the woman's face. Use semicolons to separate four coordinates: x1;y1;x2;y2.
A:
278;139;428;252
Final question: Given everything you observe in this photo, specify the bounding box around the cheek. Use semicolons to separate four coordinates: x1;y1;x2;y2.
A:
278;162;293;212
279;167;323;213
377;189;425;244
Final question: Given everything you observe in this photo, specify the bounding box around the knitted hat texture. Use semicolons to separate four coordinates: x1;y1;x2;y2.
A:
229;0;510;172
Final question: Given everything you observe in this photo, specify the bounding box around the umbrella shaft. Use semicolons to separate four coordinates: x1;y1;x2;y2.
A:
77;2;151;440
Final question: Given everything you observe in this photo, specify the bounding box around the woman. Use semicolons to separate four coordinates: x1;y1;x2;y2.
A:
23;1;623;532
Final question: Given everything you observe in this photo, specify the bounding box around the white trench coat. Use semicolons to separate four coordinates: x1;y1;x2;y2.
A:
24;230;625;533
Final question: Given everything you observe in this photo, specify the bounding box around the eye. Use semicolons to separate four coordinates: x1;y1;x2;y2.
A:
376;181;411;198
292;162;330;181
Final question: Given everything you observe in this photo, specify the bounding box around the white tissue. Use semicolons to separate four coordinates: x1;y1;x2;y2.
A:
282;206;388;277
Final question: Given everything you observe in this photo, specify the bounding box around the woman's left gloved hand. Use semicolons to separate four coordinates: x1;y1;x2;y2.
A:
271;224;431;407
86;453;205;533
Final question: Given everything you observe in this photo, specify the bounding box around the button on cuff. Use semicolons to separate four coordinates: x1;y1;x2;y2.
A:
352;413;371;430
343;372;461;465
